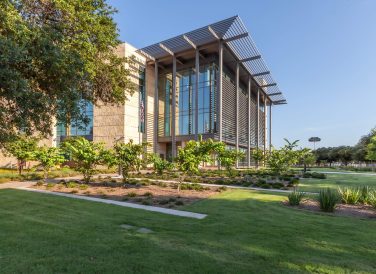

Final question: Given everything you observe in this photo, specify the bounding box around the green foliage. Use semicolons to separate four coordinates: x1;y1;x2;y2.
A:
151;154;174;175
127;192;137;197
112;140;148;183
303;172;326;179
359;186;372;204
318;188;339;212
368;191;376;208
3;135;38;174
61;137;110;183
266;139;300;175
179;183;207;191
66;181;78;188
298;148;316;172
33;146;65;181
338;187;361;204
216;144;244;176
251;148;264;169
288;190;305;206
0;0;135;145
366;135;376;161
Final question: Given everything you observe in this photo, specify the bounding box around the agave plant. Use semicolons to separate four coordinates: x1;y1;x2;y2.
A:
338;187;361;204
318;188;339;212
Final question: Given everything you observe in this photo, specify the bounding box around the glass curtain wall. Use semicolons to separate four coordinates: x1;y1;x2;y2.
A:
138;66;146;133
158;62;217;137
56;100;93;145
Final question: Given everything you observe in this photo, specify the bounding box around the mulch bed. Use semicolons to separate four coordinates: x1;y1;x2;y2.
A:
284;199;376;219
31;181;223;209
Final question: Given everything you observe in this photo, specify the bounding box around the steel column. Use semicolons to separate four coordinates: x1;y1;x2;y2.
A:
235;62;239;168
269;102;272;150
263;96;267;154
172;56;177;159
256;88;260;149
247;77;251;168
218;41;223;142
195;49;199;140
154;61;159;154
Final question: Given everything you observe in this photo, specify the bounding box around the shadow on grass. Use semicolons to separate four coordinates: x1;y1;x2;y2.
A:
0;188;375;273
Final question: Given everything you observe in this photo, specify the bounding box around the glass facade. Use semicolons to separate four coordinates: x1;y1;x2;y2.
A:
56;100;93;145
158;62;217;137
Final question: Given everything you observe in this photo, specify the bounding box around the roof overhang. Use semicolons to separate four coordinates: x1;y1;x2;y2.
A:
137;16;287;104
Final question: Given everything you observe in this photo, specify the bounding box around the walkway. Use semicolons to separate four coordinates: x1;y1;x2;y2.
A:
320;171;376;176
16;187;207;220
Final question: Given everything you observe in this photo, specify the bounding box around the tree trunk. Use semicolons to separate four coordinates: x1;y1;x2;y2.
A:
304;163;307;173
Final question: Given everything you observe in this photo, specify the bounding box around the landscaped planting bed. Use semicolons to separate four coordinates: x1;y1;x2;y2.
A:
31;179;226;208
129;169;327;191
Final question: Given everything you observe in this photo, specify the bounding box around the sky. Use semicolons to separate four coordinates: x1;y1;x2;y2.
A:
108;0;376;149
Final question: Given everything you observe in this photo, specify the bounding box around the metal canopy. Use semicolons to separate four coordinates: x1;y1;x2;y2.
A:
137;16;287;104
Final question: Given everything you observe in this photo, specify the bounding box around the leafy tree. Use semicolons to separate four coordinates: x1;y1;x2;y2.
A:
337;146;353;166
266;139;300;174
112;140;148;183
176;138;221;191
0;0;135;147
3;135;38;174
216;145;244;176
251;148;264;169
151;154;174;175
366;136;376;162
34;146;65;181
61;137;110;183
298;148;316;172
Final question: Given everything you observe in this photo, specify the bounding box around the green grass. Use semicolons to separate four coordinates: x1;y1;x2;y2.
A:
0;189;375;273
299;172;376;193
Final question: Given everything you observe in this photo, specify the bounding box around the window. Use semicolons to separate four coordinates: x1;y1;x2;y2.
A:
56;100;93;145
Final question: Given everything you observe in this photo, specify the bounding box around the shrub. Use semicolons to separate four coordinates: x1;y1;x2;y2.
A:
311;172;326;179
127;192;137;197
318;188;339;212
360;186;372;204
66;181;78;188
46;183;54;189
35;181;44;186
338;187;361;204
180;183;206;191
217;186;228;192
288;190;305;206
272;182;284;189
260;183;271;189
368;191;376;208
158;199;169;205
175;200;184;206
79;184;89;190
143;191;153;197
142;200;152;206
71;190;78;194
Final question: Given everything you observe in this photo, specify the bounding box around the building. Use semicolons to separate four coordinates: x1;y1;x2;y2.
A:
0;16;286;168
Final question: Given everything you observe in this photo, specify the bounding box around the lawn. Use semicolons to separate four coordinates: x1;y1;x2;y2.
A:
299;172;376;193
0;189;375;273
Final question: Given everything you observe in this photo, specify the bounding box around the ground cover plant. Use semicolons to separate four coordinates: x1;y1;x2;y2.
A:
0;188;375;273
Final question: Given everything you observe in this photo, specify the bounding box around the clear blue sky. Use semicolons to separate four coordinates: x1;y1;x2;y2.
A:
108;0;376;149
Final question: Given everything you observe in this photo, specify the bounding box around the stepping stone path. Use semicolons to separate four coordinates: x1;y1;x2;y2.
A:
120;224;153;234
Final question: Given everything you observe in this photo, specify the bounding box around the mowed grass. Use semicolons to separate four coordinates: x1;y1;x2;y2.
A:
299;172;376;193
0;189;375;273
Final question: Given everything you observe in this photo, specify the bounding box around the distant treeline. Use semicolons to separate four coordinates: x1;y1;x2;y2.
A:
314;128;375;166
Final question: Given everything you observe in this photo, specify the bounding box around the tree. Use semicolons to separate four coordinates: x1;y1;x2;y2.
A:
61;137;110;183
176;138;221;191
216;145;244;176
34;146;65;181
151;154;174;175
266;139;300;174
112;140;148;183
298;148;316;172
308;137;321;150
251;148;264;169
366;136;376;162
3;135;38;174
0;0;135;147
